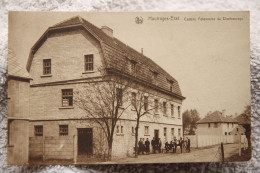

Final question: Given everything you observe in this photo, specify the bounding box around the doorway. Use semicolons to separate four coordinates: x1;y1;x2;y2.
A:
78;128;93;155
154;129;159;140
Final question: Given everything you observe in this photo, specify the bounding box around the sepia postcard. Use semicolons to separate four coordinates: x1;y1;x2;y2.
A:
7;11;251;165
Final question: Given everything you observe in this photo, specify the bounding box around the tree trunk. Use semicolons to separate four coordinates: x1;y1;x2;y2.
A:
134;118;140;158
107;139;113;161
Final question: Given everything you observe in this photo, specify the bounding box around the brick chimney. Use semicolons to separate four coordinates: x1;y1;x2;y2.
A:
101;26;113;37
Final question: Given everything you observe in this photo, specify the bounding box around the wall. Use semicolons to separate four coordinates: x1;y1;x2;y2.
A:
184;134;247;148
7;120;29;165
8;78;30;118
29;120;107;161
7;78;30;165
29;29;104;85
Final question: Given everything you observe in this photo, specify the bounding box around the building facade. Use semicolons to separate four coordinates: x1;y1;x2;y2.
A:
9;16;185;163
196;111;239;136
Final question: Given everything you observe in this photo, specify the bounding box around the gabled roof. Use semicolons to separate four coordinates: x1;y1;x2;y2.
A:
26;16;184;99
8;49;31;80
197;111;238;124
235;113;251;125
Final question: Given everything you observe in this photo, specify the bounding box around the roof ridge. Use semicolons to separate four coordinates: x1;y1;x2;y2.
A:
51;16;83;28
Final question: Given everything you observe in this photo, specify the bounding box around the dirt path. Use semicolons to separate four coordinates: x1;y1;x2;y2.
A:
107;144;239;164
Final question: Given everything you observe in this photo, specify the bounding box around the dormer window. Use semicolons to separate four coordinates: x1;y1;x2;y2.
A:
43;59;51;75
85;54;94;71
150;69;158;81
167;79;174;92
130;60;137;73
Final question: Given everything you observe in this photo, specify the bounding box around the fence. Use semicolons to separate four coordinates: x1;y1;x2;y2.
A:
29;136;75;161
184;135;247;148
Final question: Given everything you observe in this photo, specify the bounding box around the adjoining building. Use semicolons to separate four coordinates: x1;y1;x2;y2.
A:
187;111;242;148
8;16;185;163
196;111;239;136
7;50;32;165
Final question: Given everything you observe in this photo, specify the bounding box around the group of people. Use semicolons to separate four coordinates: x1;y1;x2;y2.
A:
138;138;151;154
138;137;190;155
164;137;191;153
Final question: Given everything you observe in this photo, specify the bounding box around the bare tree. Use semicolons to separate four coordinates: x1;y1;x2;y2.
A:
74;67;131;160
130;87;157;158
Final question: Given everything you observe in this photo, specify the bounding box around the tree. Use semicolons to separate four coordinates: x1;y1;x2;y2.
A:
130;87;157;158
182;109;200;135
236;105;251;148
74;67;131;161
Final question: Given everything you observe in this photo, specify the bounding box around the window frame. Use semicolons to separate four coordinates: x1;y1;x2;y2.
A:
144;126;149;135
34;125;43;136
43;59;51;75
85;54;94;72
59;125;68;136
144;96;148;111
154;99;159;114
62;89;73;107
131;92;137;108
178;106;181;118
163;102;167;116
171;104;174;117
116;88;123;106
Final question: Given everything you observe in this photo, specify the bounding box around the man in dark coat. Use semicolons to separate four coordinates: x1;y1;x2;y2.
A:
151;137;155;153
179;137;183;153
145;138;150;154
173;137;177;153
186;137;191;152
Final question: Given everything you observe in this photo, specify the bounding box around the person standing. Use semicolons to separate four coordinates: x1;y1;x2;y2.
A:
173;137;177;153
151;137;155;153
179;137;183;153
186;137;191;152
158;138;162;153
145;138;150;154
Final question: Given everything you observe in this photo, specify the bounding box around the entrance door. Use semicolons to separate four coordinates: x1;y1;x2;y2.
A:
154;129;159;140
78;128;93;155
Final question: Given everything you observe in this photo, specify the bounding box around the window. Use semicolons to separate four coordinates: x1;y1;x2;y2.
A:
170;82;173;92
145;126;149;135
178;106;181;118
171;128;174;140
59;125;68;136
131;92;136;108
144;96;148;111
132;127;135;134
178;128;181;137
130;61;136;73
225;132;227;135
85;54;94;71
168;80;173;92
43;59;51;75
163;102;167;116
227;123;229;128
62;89;73;107
232;123;234;128
164;128;167;140
121;126;124;133
116;125;120;133
214;123;218;128
171;104;174;117
116;88;123;106
154;99;159;114
208;123;211;128
35;125;43;136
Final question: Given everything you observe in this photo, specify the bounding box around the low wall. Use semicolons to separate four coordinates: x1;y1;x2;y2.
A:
29;136;74;160
184;135;247;148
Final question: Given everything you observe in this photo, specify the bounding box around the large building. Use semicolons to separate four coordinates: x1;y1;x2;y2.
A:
8;16;185;164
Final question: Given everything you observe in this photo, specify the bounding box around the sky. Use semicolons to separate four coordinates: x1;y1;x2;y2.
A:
8;11;251;118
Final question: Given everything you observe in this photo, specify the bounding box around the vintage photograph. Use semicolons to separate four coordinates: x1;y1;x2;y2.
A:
7;11;251;165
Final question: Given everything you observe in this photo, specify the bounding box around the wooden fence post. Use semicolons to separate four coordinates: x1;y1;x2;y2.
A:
221;142;224;162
